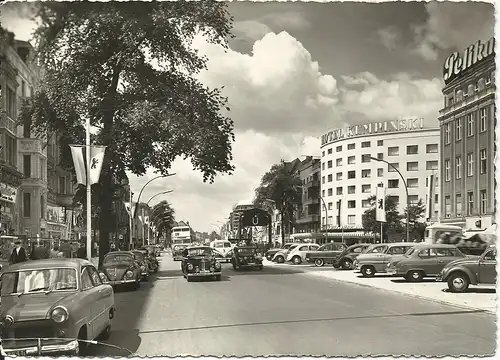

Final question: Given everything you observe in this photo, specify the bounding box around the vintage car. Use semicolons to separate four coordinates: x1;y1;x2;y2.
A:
172;243;190;261
0;258;115;356
265;242;299;261
181;246;221;281
137;247;159;273
332;243;371;270
130;250;149;281
231;245;263;270
354;242;416;277
100;251;141;290
305;242;347;267
386;244;470;281
272;243;302;263
213;248;231;263
287;243;320;264
436;245;496;292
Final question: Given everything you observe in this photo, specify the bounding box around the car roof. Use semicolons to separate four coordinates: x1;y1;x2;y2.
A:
188;245;211;250
105;251;134;256
412;243;458;249
3;258;91;271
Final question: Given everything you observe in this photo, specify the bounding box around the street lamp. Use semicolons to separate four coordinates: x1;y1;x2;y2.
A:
298;185;328;244
368;156;410;242
146;189;174;207
133;173;176;220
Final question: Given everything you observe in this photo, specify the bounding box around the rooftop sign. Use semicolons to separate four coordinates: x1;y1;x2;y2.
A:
443;37;495;85
320;118;424;147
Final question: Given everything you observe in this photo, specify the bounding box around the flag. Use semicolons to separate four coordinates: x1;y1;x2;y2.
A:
89;146;106;185
70;146;86;185
145;216;150;226
426;175;434;220
139;215;144;225
376;186;386;223
124;202;136;217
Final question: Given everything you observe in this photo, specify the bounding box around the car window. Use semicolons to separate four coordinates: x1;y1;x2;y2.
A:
310;245;319;250
418;249;437;258
298;245;308;251
435;248;456;257
483;250;496;261
320;244;331;251
370;245;388;253
387;246;407;255
224;242;231;248
88;266;102;286
214;243;223;248
81;267;94;290
353;247;363;253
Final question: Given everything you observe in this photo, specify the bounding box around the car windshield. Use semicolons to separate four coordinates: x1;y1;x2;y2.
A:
1;268;78;295
188;248;212;257
214;243;223;248
104;254;133;264
236;247;256;255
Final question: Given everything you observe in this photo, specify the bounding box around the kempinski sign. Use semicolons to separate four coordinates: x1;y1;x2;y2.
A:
320;118;424;146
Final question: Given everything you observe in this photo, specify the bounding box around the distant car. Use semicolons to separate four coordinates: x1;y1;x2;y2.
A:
305;242;347;267
172;244;190;261
272;243;302;263
181;246;221;281
333;243;371;270
387;244;470;282
100;251;141;290
213;248;231;263
287;243;320;265
210;240;233;257
265;243;296;261
231;245;263;270
354;242;416;277
436;246;496;292
0;258;115;356
131;250;149;281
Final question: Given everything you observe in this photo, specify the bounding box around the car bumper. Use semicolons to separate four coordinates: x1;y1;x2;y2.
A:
2;339;79;356
187;271;222;277
386;268;398;275
238;263;262;268
109;279;137;286
436;273;444;282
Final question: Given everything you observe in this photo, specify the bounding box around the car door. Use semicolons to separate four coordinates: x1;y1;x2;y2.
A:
478;249;497;284
88;265;113;336
306;245;319;260
416;248;439;274
80;266;100;340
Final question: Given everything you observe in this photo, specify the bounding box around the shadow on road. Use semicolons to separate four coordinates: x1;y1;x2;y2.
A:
390;279;436;283
226;266;305;276
442;287;496;294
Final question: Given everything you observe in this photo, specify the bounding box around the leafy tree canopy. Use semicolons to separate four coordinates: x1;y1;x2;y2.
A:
151;200;175;235
361;195;403;237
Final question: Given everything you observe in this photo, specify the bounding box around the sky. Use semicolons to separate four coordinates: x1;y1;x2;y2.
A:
0;0;495;234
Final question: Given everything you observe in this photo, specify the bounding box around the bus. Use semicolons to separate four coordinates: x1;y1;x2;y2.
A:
171;226;194;245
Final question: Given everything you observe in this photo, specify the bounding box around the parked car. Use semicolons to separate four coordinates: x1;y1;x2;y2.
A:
265;243;297;261
272;243;302;263
172;243;190;261
287;243;320;265
100;251;141;290
130;250;149;281
180;246;221;281
354;242;416;277
436;245;496;292
0;258;115;356
386;244;471;281
333;243;371;270
137;247;159;273
231;245;263;270
305;242;347;267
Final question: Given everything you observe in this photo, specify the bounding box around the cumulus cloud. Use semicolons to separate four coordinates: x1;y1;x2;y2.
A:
376;27;400;51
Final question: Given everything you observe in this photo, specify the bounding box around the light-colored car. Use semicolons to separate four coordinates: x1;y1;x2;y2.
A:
210;240;233;256
354;242;415;277
0;258;115;356
272;243;302;263
287;244;320;265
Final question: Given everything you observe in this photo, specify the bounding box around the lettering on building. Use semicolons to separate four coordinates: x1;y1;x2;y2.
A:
320;118;424;146
443;37;495;85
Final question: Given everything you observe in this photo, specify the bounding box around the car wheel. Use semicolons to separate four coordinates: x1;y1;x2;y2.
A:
407;270;424;282
314;258;325;267
447;272;470;293
341;259;353;270
232;263;237;270
292;256;302;265
276;255;284;263
361;265;376;277
77;327;90;355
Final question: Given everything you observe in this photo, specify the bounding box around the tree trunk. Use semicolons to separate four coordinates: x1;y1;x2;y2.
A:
98;169;113;267
280;211;285;244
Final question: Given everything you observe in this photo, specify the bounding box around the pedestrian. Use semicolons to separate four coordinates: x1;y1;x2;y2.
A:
9;240;27;264
50;245;63;258
76;243;87;259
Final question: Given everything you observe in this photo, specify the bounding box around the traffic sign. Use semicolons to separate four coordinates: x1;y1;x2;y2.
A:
240;208;270;227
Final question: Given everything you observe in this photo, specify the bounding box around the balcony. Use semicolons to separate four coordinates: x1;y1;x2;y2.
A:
0;162;24;187
19;138;44;156
303;196;320;205
295;214;320;224
0;114;17;135
304;179;320;189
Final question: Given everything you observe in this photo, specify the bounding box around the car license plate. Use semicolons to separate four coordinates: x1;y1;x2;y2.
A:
11;350;27;356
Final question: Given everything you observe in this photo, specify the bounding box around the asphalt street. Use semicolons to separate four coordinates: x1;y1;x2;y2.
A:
89;251;496;357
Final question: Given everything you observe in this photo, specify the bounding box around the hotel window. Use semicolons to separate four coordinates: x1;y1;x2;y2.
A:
347;215;356;225
408;195;419;205
477;78;485;91
377;153;383;160
406;145;418;155
23;155;31;178
407;178;418;188
456;194;462;216
336;187;343;195
322;162;325;170
456;90;463;101
480;108;487;132
322;151;325;157
322;190;325;197
435;194;439;203
23;114;32;138
348;171;356;179
406;162;418;171
6;86;16;119
466;114;474;137
327;174;333;182
480;149;487;174
455;156;461;179
388;163;399;172
426;160;438;170
377;168;383;177
361;169;371;178
322;176;325;184
327;148;332;155
347;185;355;194
388;146;399;156
59;177;67;194
426;144;438;153
348;200;356;209
388;179;399;189
467;84;474;96
362;200;371;208
336;146;342;152
467;191;474;216
348;156;355;165
361;141;370;148
347;143;355;150
328;160;333;168
362;154;371;163
328;202;333;211
23;192;31;218
455;118;462;141
377;140;383;146
467;152;474;176
336;158;342;166
362;184;371;193
444;159;450;181
445;196;451;216
5;135;16;166
445;123;450;144
480;190;487;214
328;188;333;196
336;172;343;181
485;74;492;85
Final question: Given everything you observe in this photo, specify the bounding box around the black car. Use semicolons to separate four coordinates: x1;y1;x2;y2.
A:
231;245;263;270
181;246;222;282
333;243;371;269
131;250;149;281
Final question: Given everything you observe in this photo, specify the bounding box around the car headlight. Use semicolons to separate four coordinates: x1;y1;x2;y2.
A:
125;270;134;278
50;306;69;323
214;262;221;269
2;315;14;327
140;265;146;271
99;272;107;281
187;263;194;270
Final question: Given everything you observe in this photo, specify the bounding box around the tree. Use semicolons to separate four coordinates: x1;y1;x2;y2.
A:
209;230;220;242
361;195;403;240
22;2;235;266
151;200;175;242
254;161;302;245
403;199;427;240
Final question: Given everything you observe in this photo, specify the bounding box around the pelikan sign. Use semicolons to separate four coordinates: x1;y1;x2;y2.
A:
320;118;424;146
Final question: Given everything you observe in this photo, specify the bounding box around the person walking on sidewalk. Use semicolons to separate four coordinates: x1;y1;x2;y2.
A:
10;241;27;264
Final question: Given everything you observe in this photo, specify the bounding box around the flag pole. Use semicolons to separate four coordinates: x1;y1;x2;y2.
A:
86;117;92;261
129;187;133;250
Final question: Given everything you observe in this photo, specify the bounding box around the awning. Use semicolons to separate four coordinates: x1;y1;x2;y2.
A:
324;231;379;238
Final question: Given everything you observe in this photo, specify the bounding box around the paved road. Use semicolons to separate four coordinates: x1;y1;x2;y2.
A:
90;252;496;357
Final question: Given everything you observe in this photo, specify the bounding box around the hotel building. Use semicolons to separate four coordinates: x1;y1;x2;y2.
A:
438;37;495;230
320;120;440;241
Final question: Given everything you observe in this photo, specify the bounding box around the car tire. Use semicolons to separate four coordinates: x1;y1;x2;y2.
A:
292;256;302;265
276;255;285;263
77;327;90;355
447;272;470;293
314;258;325;267
361;265;376;277
407;270;424;282
232;263;237;270
341;259;353;270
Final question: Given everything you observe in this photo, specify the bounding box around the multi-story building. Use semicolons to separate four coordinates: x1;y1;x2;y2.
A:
294;156;321;234
438;37;495;230
229;200;254;237
320;119;441;242
134;202;151;244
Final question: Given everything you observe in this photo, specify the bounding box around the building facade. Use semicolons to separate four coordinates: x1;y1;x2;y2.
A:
320;120;441;240
293;156;321;234
438;37;495;230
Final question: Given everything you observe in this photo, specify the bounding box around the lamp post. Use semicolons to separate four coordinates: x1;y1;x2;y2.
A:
146;190;174;207
133;174;176;220
369;156;410;242
150;211;173;244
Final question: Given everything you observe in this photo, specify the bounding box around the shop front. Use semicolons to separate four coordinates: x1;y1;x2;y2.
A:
0;182;18;235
